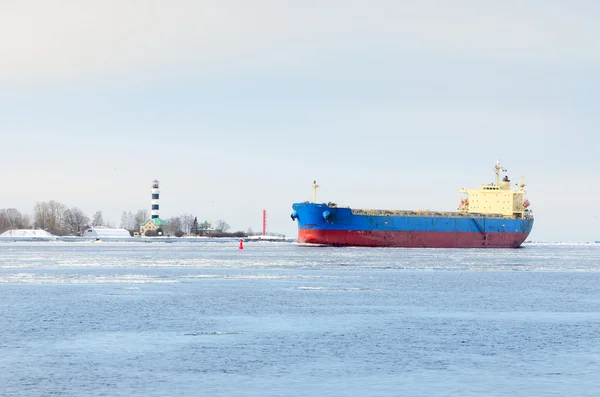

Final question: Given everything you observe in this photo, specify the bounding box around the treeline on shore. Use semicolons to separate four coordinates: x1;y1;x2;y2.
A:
0;200;248;237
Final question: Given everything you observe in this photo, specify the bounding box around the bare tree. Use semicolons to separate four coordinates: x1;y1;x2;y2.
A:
120;211;129;229
62;207;90;235
214;219;230;233
166;216;182;237
47;201;67;235
0;214;7;234
92;211;104;226
33;202;50;231
7;209;25;229
134;209;149;227
21;213;31;229
180;213;194;235
0;208;27;233
120;210;137;232
34;201;68;235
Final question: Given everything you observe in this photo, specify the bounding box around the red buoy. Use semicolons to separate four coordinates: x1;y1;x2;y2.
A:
239;239;244;250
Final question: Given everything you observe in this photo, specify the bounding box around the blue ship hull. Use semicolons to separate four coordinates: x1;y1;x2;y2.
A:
292;202;534;248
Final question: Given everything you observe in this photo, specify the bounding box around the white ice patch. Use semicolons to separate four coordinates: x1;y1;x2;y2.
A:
183;331;246;336
179;274;340;280
0;273;178;284
296;286;377;291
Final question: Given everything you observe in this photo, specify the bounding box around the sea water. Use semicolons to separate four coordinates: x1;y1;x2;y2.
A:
1;241;599;396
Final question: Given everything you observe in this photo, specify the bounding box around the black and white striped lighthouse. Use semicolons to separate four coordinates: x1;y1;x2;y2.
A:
151;179;160;219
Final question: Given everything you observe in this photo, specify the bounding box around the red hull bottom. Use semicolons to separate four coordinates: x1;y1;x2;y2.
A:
298;229;529;248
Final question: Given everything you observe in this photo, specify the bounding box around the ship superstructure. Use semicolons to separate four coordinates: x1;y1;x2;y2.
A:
457;160;530;218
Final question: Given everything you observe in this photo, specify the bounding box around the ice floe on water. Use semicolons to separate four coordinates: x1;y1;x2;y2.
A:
0;273;179;284
184;331;246;336
0;270;353;285
179;274;339;280
0;241;599;284
297;286;380;291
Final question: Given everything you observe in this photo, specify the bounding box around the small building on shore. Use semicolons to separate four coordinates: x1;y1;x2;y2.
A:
82;226;131;238
139;218;168;236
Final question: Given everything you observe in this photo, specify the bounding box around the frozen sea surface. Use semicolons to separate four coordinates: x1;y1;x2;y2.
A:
1;241;599;396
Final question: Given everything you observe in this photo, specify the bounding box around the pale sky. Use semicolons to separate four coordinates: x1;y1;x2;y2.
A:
1;0;599;241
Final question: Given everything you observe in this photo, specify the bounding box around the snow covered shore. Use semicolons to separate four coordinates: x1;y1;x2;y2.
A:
0;229;57;241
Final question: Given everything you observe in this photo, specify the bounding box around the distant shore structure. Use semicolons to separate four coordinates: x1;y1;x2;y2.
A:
262;209;267;236
139;178;168;236
82;226;131;238
151;179;160;219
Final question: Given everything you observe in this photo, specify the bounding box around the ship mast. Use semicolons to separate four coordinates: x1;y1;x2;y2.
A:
494;160;507;185
312;180;319;203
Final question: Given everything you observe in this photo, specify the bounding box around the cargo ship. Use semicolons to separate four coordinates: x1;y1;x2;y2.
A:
291;161;534;248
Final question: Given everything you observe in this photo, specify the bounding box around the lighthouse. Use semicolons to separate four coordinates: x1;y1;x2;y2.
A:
151;179;160;219
139;179;168;236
